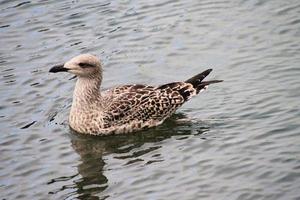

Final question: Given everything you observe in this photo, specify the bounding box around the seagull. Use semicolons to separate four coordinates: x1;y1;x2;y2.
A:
49;54;222;135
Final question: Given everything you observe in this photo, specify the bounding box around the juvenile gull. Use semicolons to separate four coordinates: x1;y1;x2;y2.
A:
49;54;223;135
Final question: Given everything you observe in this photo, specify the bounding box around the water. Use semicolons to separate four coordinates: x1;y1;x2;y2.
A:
1;0;300;199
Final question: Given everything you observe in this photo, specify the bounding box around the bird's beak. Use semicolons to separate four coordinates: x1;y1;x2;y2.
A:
49;64;69;73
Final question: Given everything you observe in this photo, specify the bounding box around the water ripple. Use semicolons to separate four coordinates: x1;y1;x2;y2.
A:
1;0;300;199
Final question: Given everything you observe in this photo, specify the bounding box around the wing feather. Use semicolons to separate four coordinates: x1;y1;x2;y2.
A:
103;83;188;127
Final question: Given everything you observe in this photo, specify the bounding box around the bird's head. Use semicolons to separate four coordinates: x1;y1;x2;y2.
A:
49;54;102;78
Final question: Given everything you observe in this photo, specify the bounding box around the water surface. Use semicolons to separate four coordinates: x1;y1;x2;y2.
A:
1;0;300;199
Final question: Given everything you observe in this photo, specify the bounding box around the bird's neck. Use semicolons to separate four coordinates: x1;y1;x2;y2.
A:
72;76;102;108
69;75;103;132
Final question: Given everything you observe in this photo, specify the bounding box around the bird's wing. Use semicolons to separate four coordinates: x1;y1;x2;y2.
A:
111;84;155;95
103;83;191;127
102;69;223;128
157;81;197;101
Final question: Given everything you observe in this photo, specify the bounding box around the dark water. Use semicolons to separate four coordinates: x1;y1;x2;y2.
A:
1;0;300;199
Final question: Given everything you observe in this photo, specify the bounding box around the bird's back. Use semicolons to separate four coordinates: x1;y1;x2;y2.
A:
100;81;200;134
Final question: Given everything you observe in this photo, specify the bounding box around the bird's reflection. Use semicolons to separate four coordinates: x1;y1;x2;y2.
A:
50;113;210;199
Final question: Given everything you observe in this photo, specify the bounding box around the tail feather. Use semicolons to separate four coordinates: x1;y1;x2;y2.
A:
185;69;223;93
200;80;224;85
185;69;213;86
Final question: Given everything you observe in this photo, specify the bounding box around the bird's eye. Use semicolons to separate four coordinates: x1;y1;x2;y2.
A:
78;63;94;68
